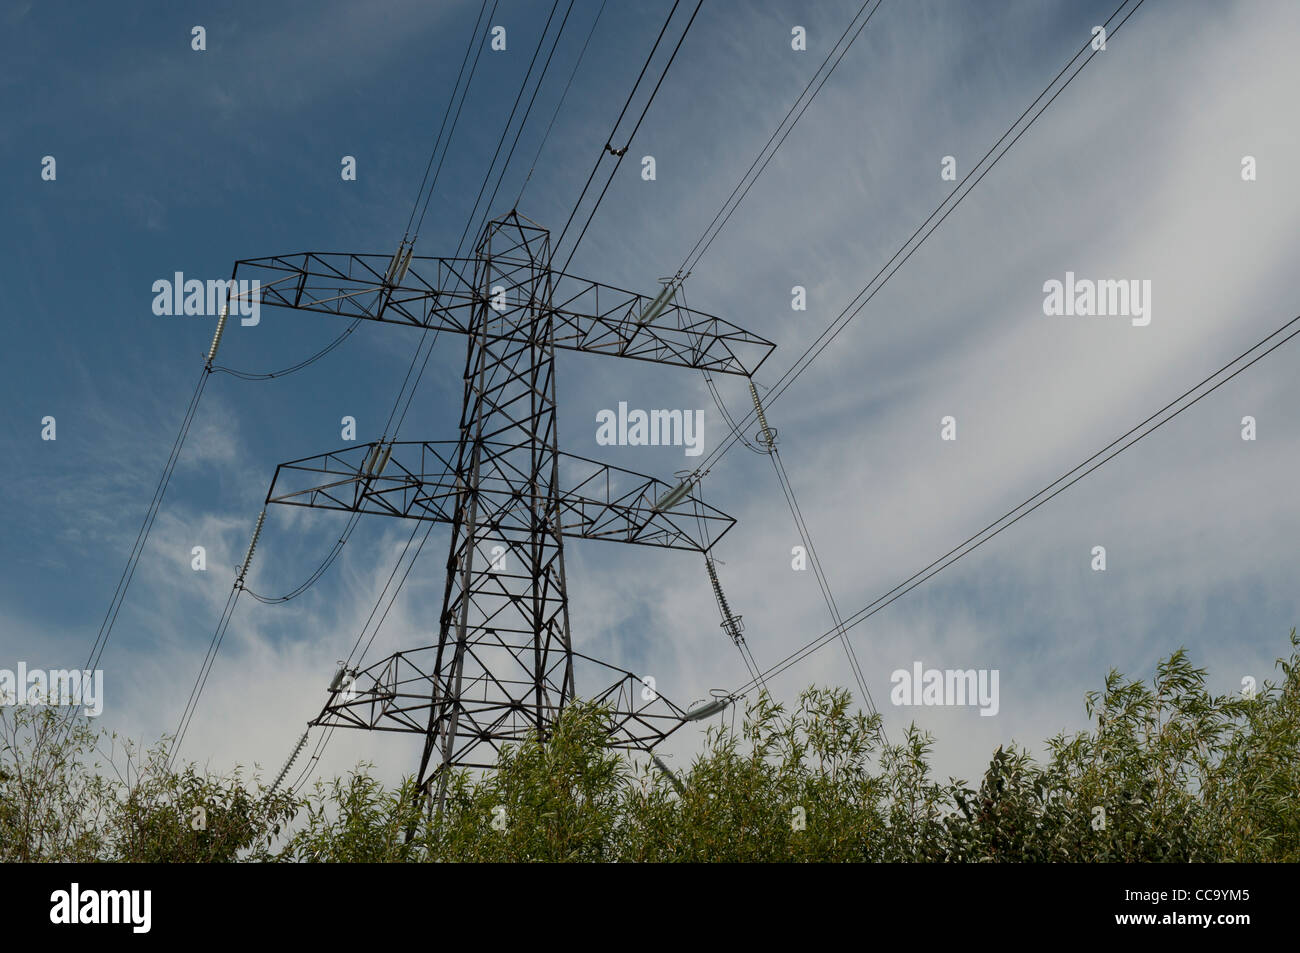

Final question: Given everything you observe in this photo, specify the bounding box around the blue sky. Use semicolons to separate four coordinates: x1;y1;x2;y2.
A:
3;0;1299;788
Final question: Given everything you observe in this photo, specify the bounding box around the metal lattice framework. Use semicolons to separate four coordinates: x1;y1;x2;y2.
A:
233;211;773;790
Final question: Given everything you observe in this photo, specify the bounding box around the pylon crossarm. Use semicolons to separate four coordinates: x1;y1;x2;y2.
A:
234;252;480;330
313;646;692;755
555;452;732;551
231;253;774;376
546;268;774;376
574;651;691;750
266;441;460;522
265;442;734;551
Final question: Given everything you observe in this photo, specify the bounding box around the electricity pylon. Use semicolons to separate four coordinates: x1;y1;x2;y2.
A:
231;211;773;795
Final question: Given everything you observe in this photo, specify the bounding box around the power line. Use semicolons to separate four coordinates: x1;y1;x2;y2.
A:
685;0;891;685
413;0;504;239
730;352;878;721
380;0;504;439
671;0;1140;723
77;293;243;726
693;497;766;690
654;0;896;726
169;579;243;769
678;0;888;462
678;0;885;277
515;0;609;209
453;0;570;257
382;1;599;553
731;308;1300;697
288;517;436;797
82;366;209;678
244;511;363;605
703;369;765;454
404;0;493;238
392;2;576;438
555;0;705;275
210;318;362;381
690;0;1147;484
769;444;878;717
462;0;577;252
379;0;706;678
651;0;887;480
551;0;689;265
384;0;570;433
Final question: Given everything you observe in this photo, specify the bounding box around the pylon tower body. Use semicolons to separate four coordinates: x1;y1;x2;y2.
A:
229;210;776;792
423;217;574;780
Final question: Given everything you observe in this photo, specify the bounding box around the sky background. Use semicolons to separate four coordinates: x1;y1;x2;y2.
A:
2;0;1298;793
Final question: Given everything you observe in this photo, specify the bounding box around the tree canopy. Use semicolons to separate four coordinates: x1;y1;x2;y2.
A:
4;631;1297;863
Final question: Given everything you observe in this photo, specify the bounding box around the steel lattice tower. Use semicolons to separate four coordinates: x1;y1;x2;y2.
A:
230;212;774;793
